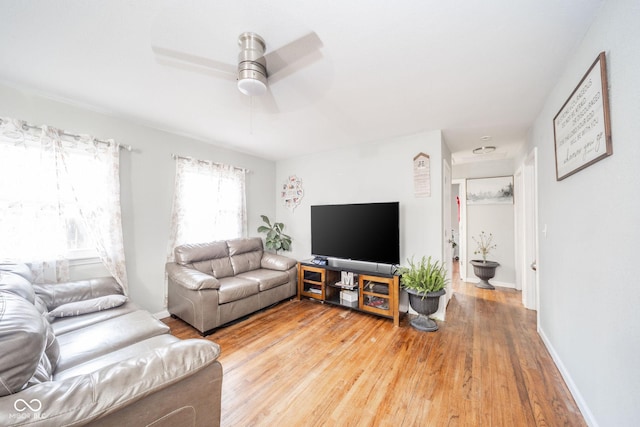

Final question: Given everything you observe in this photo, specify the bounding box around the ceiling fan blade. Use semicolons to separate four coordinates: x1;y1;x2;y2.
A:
264;32;323;84
152;45;236;79
255;86;280;114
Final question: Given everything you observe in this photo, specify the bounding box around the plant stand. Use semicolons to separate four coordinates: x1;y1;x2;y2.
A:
405;288;445;332
470;260;500;290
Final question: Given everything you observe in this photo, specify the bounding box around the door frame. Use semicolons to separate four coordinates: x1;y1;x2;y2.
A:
452;178;467;282
516;147;539;314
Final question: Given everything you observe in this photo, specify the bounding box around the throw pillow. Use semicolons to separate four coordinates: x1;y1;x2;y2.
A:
47;294;127;319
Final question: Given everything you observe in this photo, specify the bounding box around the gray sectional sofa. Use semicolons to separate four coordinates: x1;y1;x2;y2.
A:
166;237;297;335
0;263;222;427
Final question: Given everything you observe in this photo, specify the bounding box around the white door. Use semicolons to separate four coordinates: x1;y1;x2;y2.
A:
522;148;539;311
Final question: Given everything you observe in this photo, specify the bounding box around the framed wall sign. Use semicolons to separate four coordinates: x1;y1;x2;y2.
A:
413;152;431;197
553;51;613;181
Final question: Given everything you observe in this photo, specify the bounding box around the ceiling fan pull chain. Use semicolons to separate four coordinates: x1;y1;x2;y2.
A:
250;96;254;135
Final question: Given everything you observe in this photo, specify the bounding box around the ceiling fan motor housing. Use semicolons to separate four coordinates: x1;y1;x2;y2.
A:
237;32;267;96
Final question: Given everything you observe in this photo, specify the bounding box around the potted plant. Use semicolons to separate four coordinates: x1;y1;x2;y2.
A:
470;231;499;289
257;215;292;254
397;256;449;332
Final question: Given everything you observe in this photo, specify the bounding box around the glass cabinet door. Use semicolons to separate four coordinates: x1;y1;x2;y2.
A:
359;274;393;317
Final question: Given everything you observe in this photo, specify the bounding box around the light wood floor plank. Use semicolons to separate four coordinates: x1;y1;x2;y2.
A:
163;266;586;426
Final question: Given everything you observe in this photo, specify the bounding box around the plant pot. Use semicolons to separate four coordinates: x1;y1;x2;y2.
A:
470;260;500;290
405;288;446;332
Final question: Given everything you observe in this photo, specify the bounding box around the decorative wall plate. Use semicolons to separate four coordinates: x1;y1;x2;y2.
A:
282;175;303;211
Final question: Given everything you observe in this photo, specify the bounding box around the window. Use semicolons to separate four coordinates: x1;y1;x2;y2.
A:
0;141;105;261
1;117;128;287
167;157;247;253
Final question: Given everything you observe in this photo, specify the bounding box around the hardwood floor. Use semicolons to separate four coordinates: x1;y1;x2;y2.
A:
163;264;586;426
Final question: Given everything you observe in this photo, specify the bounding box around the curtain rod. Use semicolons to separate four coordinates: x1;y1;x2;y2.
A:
11;120;132;151
171;153;251;173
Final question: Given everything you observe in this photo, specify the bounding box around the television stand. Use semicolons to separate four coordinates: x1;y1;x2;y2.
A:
297;261;401;326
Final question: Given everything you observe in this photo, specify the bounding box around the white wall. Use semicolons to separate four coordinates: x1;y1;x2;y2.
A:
452;159;517;286
276;130;444;263
523;0;640;425
0;83;276;314
276;130;446;314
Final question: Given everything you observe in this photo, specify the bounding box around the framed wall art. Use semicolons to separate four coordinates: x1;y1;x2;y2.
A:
553;51;613;181
466;176;514;205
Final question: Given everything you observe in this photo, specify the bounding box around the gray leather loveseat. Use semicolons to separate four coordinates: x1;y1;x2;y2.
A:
166;237;297;335
0;263;222;427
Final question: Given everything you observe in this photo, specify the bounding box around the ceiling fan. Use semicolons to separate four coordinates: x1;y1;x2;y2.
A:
152;31;323;107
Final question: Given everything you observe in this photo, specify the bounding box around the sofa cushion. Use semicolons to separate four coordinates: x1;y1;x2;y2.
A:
0;263;34;282
34;294;48;316
34;277;123;311
54;334;180;381
175;241;229;264
0;291;46;397
47;294;128;319
50;301;138;335
228;238;264;275
237;269;290;291
227;237;263;256
166;263;221;290
261;252;298;271
0;271;35;304
44;321;60;370
55;310;170;371
217;276;260;304
27;321;59;387
192;258;234;279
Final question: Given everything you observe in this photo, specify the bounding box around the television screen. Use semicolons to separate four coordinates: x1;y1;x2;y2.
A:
311;202;400;265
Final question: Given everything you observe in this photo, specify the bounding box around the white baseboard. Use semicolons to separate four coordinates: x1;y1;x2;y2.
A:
466;278;516;289
153;310;170;320
538;327;598;427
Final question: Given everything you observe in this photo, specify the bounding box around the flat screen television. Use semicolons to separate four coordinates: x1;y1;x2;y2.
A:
311;202;400;265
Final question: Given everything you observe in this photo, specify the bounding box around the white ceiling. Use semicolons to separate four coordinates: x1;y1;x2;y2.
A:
0;0;603;162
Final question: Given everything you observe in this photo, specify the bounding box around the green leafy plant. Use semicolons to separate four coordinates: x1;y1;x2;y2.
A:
397;256;449;296
472;231;497;262
257;215;292;253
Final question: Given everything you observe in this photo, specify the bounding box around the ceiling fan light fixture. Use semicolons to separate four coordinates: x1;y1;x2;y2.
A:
237;72;267;96
237;32;268;96
472;146;497;154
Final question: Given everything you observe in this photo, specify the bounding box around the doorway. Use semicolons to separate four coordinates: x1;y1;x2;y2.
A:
452;179;466;282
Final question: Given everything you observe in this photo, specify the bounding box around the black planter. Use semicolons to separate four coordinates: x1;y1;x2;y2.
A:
405;288;446;332
470;260;500;290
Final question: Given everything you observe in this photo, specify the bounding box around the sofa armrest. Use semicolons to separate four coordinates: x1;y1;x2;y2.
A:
261;252;297;271
166;263;220;290
33;277;123;310
0;339;222;427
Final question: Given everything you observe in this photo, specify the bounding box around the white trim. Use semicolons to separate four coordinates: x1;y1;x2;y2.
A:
514;166;524;292
153;310;170;320
465;277;516;289
539;327;598;427
67;256;102;266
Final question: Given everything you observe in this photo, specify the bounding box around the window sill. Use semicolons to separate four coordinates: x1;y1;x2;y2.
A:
68;256;102;266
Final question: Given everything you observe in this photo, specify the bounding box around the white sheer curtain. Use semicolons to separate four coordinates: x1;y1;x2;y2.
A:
0;117;128;292
166;156;247;263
